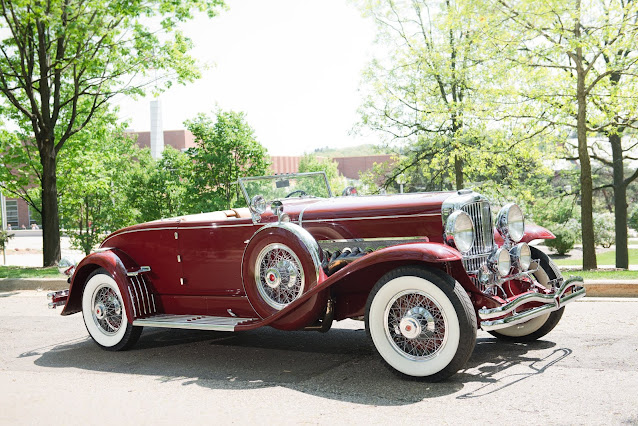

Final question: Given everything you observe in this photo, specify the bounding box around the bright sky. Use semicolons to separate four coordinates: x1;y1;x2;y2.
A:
114;0;379;156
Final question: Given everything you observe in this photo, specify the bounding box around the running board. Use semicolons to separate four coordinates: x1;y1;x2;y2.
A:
132;314;257;331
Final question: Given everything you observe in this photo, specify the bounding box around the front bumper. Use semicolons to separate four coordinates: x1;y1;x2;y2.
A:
478;276;586;331
47;290;69;309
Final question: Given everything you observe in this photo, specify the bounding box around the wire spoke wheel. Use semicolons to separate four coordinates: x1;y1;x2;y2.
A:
385;290;448;360
366;267;477;381
82;269;142;351
92;285;123;335
255;243;305;310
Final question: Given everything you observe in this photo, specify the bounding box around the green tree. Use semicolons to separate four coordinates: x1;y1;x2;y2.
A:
0;0;224;266
185;110;270;211
491;0;638;269
130;146;195;222
297;154;347;195
0;229;14;265
356;0;552;196
57;116;142;255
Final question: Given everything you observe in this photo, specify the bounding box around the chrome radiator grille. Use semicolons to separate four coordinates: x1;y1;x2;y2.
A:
460;200;495;274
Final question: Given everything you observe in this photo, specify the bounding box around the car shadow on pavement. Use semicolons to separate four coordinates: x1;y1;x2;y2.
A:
27;326;570;406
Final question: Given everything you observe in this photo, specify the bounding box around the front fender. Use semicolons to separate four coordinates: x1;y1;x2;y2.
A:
61;249;140;321
494;224;555;246
236;242;464;329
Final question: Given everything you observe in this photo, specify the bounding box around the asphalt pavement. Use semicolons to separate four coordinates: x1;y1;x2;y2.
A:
1;291;637;425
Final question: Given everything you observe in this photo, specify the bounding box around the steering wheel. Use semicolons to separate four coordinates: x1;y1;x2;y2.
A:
285;189;308;198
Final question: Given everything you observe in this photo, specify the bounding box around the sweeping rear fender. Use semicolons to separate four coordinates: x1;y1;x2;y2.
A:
237;242;463;330
61;249;140;320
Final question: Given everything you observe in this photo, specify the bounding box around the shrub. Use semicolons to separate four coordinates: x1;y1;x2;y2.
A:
629;207;638;232
544;219;580;255
593;212;615;248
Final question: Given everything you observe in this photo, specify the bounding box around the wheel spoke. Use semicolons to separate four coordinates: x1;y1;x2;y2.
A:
385;290;447;360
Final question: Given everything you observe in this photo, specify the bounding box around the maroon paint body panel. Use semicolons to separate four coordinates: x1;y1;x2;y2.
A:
62;188;557;331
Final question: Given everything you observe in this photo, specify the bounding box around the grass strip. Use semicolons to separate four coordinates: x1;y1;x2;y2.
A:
0;266;65;279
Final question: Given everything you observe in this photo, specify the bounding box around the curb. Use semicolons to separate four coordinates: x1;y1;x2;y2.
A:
1;278;638;298
0;278;69;292
582;280;638;298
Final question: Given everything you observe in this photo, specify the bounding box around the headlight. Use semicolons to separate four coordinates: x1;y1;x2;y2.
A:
496;203;525;243
250;195;267;214
489;247;511;277
444;211;474;253
510;242;532;271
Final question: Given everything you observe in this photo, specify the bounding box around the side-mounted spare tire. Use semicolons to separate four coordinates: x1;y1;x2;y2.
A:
242;223;326;329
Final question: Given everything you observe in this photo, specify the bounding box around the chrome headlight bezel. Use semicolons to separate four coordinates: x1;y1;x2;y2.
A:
510;242;532;271
496;203;525;243
444;210;475;254
489;247;511;277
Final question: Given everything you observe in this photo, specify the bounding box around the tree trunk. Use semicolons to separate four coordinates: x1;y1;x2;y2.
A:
574;1;596;271
41;143;61;266
576;74;597;270
610;132;629;269
454;154;463;190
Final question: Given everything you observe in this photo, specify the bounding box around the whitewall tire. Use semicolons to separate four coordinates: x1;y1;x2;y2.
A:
82;269;142;351
365;267;477;382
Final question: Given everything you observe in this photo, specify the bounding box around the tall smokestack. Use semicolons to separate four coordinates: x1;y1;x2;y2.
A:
150;99;164;160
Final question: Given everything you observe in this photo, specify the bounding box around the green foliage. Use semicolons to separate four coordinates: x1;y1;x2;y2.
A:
544;219;581;256
356;0;554;196
530;196;580;228
0;0;225;265
0;229;12;248
130;147;195;222
297;154;347;195
0;229;14;264
630;207;638;232
593;213;616;249
57;115;143;255
185;110;270;211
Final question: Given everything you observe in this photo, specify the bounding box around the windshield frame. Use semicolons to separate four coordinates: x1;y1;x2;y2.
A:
238;171;334;205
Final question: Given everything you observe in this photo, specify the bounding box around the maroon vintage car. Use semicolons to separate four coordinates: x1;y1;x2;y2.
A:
48;172;585;381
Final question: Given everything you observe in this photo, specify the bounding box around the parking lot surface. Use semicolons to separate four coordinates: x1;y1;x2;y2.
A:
1;291;637;425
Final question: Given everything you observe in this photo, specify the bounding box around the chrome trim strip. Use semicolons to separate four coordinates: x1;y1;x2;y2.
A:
318;236;428;244
303;212;439;224
141;276;153;314
127;287;137;318
103;227;178;244
151;293;156;312
130;278;141;317
136;277;147;315
479;277;586;331
180;223;256;230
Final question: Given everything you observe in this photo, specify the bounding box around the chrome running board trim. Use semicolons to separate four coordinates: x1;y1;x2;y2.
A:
132;314;257;331
479;276;586;331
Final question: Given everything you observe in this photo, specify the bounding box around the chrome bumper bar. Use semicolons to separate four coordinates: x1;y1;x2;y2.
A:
47;289;69;309
479;276;586;331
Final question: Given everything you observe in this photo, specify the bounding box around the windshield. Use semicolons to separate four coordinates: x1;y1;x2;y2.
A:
238;172;333;204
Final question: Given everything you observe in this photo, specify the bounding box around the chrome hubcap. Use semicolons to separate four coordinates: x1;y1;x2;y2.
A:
265;267;281;289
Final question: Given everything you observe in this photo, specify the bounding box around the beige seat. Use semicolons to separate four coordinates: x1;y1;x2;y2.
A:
232;208;252;218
